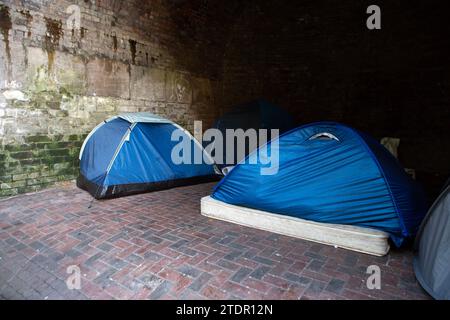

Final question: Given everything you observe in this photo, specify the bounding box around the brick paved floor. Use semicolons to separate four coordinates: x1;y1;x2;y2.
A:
0;182;430;300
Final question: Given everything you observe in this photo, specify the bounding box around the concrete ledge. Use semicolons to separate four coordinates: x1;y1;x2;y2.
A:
201;196;390;256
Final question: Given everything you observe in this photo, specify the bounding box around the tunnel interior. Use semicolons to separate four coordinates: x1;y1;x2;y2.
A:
0;0;449;200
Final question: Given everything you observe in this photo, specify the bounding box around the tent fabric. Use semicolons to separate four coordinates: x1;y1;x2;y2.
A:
77;113;217;199
414;184;450;300
212;122;427;247
118;112;173;124
212;99;295;170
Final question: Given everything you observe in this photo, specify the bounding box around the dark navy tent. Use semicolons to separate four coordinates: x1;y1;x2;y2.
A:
212;99;294;171
212;122;427;246
414;182;450;299
77;113;217;199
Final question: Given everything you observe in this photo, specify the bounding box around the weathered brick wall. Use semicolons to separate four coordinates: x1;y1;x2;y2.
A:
0;0;240;197
222;0;450;197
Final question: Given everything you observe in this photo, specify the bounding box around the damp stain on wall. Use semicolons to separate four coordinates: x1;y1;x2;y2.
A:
44;17;63;72
71;26;86;40
129;39;137;64
112;35;118;51
0;4;12;81
19;9;33;38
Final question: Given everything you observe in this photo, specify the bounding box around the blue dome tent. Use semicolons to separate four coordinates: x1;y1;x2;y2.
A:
211;122;428;246
77;113;217;199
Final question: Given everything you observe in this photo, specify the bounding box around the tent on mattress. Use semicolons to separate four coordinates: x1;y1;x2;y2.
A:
77;113;217;199
210;122;428;247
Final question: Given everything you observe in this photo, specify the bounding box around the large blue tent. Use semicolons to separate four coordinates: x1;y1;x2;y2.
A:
212;122;428;246
77;113;217;199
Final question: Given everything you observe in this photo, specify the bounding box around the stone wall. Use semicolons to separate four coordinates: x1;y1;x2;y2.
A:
0;0;240;197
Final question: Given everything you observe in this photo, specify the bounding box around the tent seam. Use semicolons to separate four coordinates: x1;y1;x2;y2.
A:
104;123;137;183
171;123;217;167
351;129;408;239
95;122;136;198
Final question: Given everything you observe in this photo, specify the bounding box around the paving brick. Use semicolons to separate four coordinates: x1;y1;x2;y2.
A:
262;274;292;289
177;264;202;278
251;256;276;266
250;266;271;280
216;259;240;271
303;280;327;298
143;251;163;262
242;278;272;294
223;250;243;261
84;252;104;267
343;254;359;267
207;269;232;287
97;243;114;253
29;241;46;251
218;236;235;245
74;239;94;250
65;249;82;258
125;254;144;265
178;247;199;257
306;259;326;272
233;257;259;269
265;286;287;299
169;239;189;249
107;258;128;270
148;236;166;244
305;252;327;261
93;268;118;288
222;281;253;299
200;285;227;299
283;272;312;286
301;269;333;283
325;278;346;294
231;267;252;283
149;281;172;300
5;238;19;246
170;275;193;297
283;283;308;300
104;284;134;300
188;272;212;292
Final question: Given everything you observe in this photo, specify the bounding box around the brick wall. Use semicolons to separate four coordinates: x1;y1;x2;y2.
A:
221;0;450;198
0;0;240;197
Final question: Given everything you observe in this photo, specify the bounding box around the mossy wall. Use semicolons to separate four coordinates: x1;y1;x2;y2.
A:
0;1;236;197
0;134;85;196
